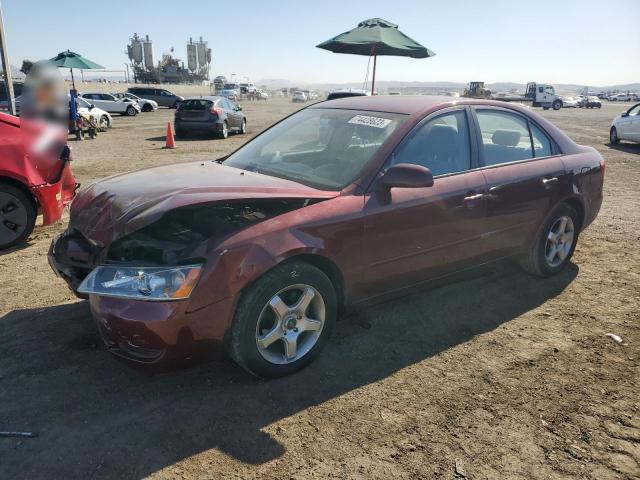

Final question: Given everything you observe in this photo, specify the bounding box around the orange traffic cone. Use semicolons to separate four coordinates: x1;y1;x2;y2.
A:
164;122;176;149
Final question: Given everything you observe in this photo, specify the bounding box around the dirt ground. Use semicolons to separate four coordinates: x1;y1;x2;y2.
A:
0;92;638;480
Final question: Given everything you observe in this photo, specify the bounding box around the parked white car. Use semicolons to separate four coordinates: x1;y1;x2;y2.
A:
610;103;640;144
112;92;158;112
219;84;240;101
608;93;632;102
75;96;112;130
292;91;307;103
79;93;141;116
561;96;579;108
256;89;269;100
0;95;112;131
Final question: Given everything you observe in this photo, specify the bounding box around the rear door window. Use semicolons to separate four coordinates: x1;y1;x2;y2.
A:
530;123;553;157
475;110;534;166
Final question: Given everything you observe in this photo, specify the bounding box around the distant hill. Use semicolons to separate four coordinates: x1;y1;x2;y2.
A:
257;78;640;94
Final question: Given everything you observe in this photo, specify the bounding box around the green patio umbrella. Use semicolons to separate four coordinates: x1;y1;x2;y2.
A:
317;18;435;94
49;50;104;90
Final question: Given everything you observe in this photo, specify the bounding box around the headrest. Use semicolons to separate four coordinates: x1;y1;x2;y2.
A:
492;129;521;146
427;124;458;142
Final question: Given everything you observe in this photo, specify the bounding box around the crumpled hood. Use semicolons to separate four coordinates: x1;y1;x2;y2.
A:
70;161;338;245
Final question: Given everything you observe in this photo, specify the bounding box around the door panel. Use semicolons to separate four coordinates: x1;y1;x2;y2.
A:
473;107;567;253
481;158;565;253
362;171;488;300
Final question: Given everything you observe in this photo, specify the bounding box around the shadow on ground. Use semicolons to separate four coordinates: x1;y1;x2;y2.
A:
607;142;640;155
0;262;578;478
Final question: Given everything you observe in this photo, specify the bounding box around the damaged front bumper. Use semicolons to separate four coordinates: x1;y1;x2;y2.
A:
48;228;100;294
48;228;237;364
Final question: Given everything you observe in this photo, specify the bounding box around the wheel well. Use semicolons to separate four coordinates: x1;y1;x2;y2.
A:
287;254;346;313
0;176;37;208
563;197;585;231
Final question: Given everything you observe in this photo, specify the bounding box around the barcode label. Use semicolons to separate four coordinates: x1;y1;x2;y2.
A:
348;115;392;129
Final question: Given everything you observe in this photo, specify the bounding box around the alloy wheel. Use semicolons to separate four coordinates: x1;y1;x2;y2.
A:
255;284;326;365
0;192;28;246
545;216;575;267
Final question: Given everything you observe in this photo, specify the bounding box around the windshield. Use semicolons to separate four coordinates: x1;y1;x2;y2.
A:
223;84;237;89
76;97;91;108
224;108;407;190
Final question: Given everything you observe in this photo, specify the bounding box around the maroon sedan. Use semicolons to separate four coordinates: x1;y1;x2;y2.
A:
49;96;604;377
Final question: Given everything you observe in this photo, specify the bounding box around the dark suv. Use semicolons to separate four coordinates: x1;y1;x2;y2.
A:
174;96;246;139
126;87;184;108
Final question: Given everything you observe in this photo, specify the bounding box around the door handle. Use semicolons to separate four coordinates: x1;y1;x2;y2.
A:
463;193;484;202
542;177;559;185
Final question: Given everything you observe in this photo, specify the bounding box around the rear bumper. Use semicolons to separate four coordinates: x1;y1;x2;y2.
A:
30;161;78;225
174;119;222;132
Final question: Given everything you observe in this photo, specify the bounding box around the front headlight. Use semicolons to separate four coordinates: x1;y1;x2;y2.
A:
78;265;203;301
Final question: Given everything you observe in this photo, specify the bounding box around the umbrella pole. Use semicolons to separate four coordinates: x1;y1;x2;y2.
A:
371;54;377;95
70;68;75;90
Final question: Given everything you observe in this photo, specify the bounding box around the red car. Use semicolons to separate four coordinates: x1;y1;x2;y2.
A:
0;112;77;249
49;96;604;377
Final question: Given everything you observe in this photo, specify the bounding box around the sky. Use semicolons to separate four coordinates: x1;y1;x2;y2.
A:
3;0;639;87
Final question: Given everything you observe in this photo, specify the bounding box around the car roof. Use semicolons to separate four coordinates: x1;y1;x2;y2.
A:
182;95;221;101
311;95;527;115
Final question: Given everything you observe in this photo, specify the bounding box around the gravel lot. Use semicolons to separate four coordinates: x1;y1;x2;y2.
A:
0;92;638;479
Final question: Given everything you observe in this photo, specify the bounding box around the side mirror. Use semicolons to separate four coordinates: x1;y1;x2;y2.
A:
89;104;95;110
236;105;242;111
378;163;434;191
621;111;629;117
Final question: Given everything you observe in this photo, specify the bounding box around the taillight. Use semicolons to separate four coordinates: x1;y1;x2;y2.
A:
210;106;223;116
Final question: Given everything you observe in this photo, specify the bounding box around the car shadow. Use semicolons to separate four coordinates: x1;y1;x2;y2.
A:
0;241;32;256
146;134;228;142
0;262;578;478
606;142;640;154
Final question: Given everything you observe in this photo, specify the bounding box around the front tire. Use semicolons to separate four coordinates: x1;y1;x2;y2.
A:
239;118;246;134
0;182;36;250
520;203;579;277
142;104;152;112
610;126;620;144
99;115;109;131
229;261;337;378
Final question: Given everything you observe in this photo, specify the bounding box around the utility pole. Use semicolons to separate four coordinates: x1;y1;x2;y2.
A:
0;1;15;115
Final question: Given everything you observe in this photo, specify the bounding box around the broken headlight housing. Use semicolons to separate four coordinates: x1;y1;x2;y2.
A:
77;265;203;301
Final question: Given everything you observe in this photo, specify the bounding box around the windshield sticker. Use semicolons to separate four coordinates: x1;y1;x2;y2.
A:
348;115;392;129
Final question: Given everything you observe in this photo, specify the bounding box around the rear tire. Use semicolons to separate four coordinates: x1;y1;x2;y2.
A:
610;126;620;145
228;261;337;378
552;100;562;110
126;106;137;116
217;121;228;139
0;182;36;250
520;203;579;277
